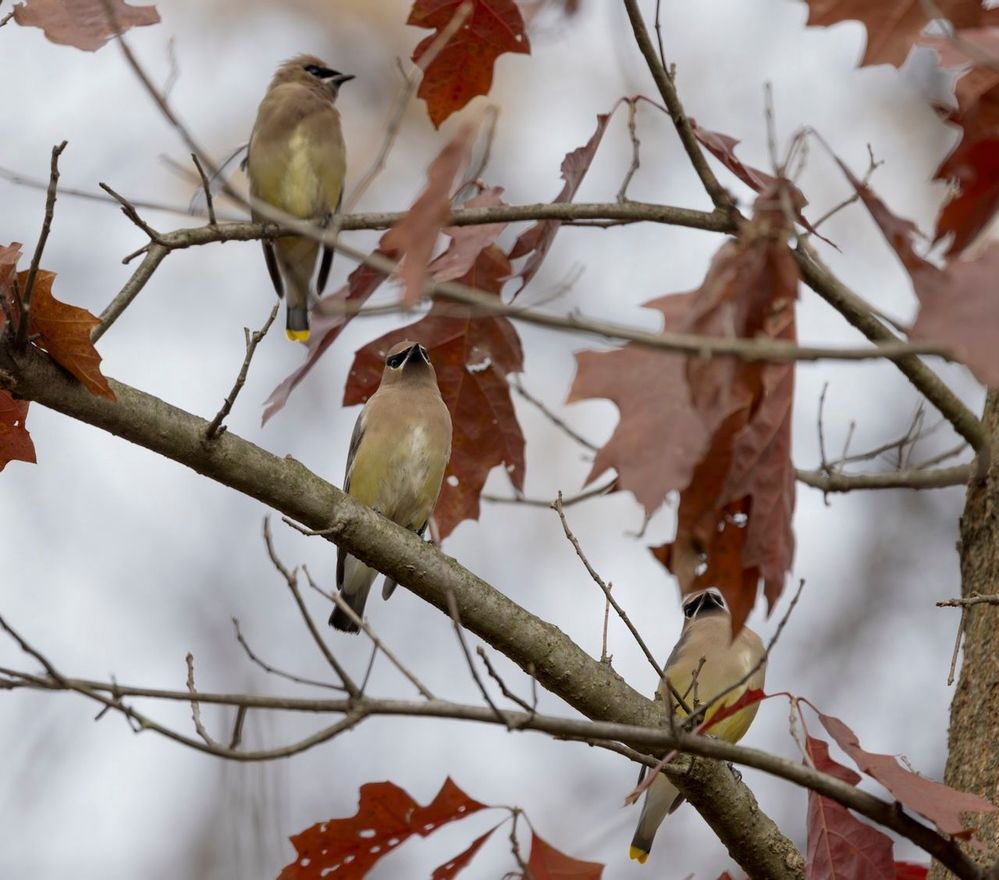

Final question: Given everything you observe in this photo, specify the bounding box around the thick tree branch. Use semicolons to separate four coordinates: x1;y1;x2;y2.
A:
796;464;970;492
0;340;804;880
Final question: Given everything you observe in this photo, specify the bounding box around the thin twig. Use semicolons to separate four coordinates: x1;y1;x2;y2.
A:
186;652;223;747
552;492;663;680
302;567;435;700
261;517;359;698
16;141;68;350
190;153;217;226
446;591;512;728
600;592;612;664
205;302;279;440
617;98;642;202
512;379;594;452
232;617;344;691
92;243;169;342
937;594;999;608
481;479;615;507
99;182;166;244
228;705;247;749
476;645;535;716
622;0;735;212
945;607;967;687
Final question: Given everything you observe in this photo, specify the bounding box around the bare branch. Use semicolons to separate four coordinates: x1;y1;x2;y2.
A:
937;594;999;608
795;464;970;492
552;492;664;680
205;303;279;440
16;141;68;350
446;591;513;728
190;153;217;226
232;617;344;691
185;652;225;748
621;0;735;213
617;98;642;202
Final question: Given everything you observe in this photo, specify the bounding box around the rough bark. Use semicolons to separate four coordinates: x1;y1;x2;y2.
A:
932;390;999;879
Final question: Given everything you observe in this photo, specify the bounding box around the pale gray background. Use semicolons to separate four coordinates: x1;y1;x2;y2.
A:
0;1;984;878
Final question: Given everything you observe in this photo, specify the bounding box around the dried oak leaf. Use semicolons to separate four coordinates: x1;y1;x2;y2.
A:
384;124;475;306
278;777;488;880
429;186;509;282
833;152;999;385
526;831;604;880
22;269;115;400
921;28;999;254
409;0;530;128
803;0;983;67
805;736;896;880
431;822;502;879
344;245;524;539
894;864;929;880
510;110;614;294
13;0;160;51
0;392;36;472
573;189;797;631
819;712;997;836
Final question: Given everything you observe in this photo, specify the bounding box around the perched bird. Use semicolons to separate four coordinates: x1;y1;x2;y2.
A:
330;340;452;632
629;587;766;864
246;55;353;341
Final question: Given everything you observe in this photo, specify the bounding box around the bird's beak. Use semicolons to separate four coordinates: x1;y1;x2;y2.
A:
331;73;356;87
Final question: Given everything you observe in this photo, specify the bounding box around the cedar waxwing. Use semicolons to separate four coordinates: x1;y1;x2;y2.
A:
630;587;766;864
246;55;353;341
329;340;452;632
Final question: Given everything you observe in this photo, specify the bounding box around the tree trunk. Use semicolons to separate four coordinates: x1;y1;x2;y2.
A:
931;389;999;878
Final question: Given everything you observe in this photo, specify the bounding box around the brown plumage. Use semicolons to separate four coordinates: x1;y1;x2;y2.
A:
246;55;353;341
330;340;452;632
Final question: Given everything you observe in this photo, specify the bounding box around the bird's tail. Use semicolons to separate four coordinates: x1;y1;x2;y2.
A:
629;772;684;864
286;304;310;342
329;555;376;633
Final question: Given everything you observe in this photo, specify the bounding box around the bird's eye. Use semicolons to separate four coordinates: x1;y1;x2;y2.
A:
683;598;701;618
304;63;338;79
386;352;407;369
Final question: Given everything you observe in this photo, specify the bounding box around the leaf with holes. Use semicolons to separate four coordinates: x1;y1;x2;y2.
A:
510;109;615;294
22;269;115;401
0;392;36;472
573;184;798;633
431;822;502;879
13;0;160;51
527;832;603;880
344;245;524;539
819;712;997;835
802;0;984;67
805;736;896;880
278;777;488;880
384;124;475;306
409;0;530;127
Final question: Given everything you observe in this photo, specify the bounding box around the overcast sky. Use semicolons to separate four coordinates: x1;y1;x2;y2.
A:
0;1;985;878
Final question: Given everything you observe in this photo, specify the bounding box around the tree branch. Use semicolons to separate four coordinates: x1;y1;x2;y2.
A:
795;464;970;492
0;339;804;880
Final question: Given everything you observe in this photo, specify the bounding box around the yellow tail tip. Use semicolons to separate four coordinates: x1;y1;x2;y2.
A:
629;846;649;864
286;329;310;342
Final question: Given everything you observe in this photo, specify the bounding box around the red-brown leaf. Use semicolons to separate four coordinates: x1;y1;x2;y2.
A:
894;864;929;880
278;777;488;880
690;119;776;192
803;0;983;67
431;822;501;879
819;712;997;835
344;245;524;539
261;240;398;425
384;124;475;306
566;293;709;514
699;688;767;734
526;831;603;880
805;736;896;880
13;0;160;51
510;110;614;294
922;28;999;254
0;392;36;472
429;186;509;282
409;0;530;128
22;269;115;400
